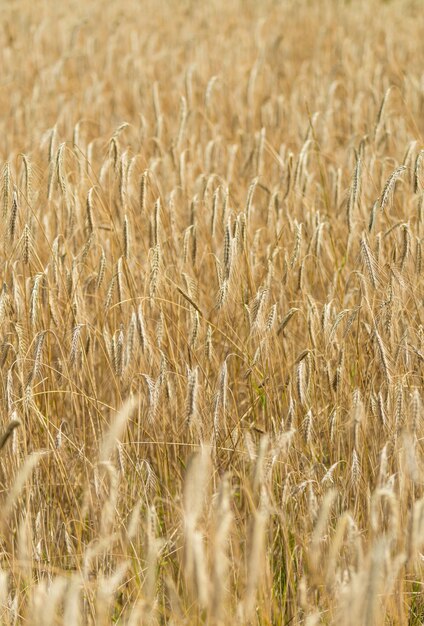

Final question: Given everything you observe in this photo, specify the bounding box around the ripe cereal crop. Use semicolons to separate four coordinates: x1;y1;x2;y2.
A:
1;1;424;624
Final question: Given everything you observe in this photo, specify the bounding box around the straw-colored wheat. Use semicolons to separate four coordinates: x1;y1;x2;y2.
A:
1;0;424;624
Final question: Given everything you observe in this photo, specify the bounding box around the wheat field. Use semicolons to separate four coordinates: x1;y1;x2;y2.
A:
1;0;424;623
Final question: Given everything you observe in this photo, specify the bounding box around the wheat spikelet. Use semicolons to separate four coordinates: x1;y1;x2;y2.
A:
223;218;232;278
119;150;129;208
21;223;32;265
153;198;160;246
95;247;106;291
216;278;228;310
183;226;192;264
418;192;424;226
211;186;219;238
347;156;362;231
104;274;116;311
2;162;10;218
414;149;424;193
410;388;421;435
374;326;392;385
302;409;313;443
374;87;392;141
294;139;311;189
250;286;268;329
99;396;137;464
351;447;360;490
332;348;344;392
86;186;95;235
245;177;258;223
265;303;277;332
0;284;9;327
123;214;130;260
277;307;299;335
189;309;200;349
116;256;124;306
125;312;137;367
134;304;148;355
56;142;67;199
139;169;148;214
177;95;188;148
313;220;324;258
368;199;378;232
142;375;160;423
415;236;422;274
156;309;164;348
360;236;379;288
8;187;18;242
400;223;410;271
289;222;302;269
179;150;187;193
380;165;406;211
108;136;119;172
114;327;124;376
218;360;228;414
30;273;44;328
185;366;199;428
256;127;266;176
1;452;43;526
0;419;20;453
149;244;160;300
296;358;308;406
205;324;213;363
394;381;404;429
377;391;387;428
21;153;32;204
297;257;305;291
70;323;83;367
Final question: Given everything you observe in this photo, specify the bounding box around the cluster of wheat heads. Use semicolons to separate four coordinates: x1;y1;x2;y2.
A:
1;0;424;624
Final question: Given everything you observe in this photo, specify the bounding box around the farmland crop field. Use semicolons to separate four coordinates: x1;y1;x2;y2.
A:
1;0;424;624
